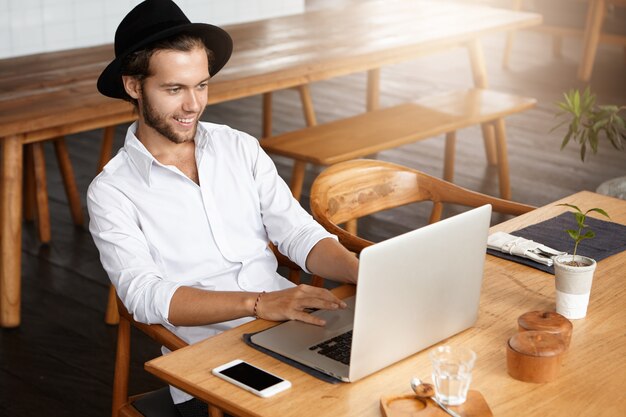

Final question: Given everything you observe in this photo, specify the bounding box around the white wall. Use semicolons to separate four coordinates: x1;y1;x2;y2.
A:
0;0;305;59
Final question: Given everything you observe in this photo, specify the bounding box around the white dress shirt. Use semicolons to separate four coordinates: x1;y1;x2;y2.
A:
87;121;335;403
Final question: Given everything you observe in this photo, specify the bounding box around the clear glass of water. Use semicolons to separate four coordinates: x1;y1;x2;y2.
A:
429;345;476;406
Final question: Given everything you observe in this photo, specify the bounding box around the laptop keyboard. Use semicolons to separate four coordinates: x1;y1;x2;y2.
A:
308;330;352;365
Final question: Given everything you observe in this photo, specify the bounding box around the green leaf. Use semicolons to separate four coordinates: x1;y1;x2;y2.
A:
581;230;595;240
574;212;586;227
566;229;580;240
589;130;599;153
558;203;582;212
560;129;573;150
580;141;586;161
587;208;611;219
573;90;581;116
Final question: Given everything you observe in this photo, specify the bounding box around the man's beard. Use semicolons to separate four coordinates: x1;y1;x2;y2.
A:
140;93;201;144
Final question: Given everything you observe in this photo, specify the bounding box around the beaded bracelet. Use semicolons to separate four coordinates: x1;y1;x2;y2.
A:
253;291;266;318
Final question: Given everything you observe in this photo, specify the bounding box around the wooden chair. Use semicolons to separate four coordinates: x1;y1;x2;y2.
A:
502;0;626;81
309;159;535;254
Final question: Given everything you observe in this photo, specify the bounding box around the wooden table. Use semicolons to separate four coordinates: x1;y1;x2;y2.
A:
145;191;626;417
0;1;541;327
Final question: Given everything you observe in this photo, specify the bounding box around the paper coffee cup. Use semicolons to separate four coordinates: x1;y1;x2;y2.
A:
554;255;596;320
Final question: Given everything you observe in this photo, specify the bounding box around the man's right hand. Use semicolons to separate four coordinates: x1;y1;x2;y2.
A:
254;284;347;326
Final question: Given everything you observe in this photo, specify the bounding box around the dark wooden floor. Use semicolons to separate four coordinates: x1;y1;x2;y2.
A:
1;3;625;416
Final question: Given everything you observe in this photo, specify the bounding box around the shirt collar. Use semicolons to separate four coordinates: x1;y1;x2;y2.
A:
124;122;212;186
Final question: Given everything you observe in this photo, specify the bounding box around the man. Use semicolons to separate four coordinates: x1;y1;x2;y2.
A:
89;0;358;415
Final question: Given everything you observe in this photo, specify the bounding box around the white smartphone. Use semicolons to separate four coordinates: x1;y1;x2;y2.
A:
212;359;291;398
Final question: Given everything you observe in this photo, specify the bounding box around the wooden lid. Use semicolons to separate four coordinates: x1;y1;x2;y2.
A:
508;331;567;357
518;311;573;334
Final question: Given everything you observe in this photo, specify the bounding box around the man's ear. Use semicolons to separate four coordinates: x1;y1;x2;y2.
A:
122;76;141;99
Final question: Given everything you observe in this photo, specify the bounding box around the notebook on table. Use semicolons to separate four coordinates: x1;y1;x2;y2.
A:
251;204;492;382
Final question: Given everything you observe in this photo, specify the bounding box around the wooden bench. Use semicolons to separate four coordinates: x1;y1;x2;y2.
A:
261;88;537;201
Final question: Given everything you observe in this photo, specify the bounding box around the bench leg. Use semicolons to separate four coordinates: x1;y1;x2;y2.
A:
98;126;116;173
31;143;52;243
443;131;456;182
367;68;380;112
53;137;84;226
290;161;307;201
262;92;273;138
287;85;318;201
208;405;224;417
493;119;511;200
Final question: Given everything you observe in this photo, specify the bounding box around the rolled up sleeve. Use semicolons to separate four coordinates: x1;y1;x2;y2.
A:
87;180;181;325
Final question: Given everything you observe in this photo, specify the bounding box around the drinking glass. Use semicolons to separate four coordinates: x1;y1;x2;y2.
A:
429;345;476;406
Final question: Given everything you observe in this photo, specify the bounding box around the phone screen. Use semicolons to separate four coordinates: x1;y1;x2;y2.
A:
218;361;284;391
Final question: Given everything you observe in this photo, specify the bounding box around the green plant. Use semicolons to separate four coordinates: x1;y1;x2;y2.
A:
558;203;610;264
553;87;625;161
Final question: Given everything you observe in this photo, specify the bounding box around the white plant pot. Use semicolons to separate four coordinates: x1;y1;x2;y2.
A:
553;254;596;320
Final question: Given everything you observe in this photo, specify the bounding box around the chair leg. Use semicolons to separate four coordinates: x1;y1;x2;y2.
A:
262;92;273;138
111;316;131;417
31;143;51;243
502;0;524;69
467;39;498;166
105;284;121;325
493;119;512;200
53;137;84;225
429;202;444;224
480;123;498;166
443;131;456;182
578;0;606;81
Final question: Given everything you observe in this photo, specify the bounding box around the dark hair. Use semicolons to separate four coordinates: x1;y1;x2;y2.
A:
120;33;214;106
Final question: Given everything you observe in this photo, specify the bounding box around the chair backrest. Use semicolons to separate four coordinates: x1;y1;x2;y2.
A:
310;159;535;253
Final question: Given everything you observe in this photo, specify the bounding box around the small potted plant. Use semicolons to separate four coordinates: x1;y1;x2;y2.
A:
553;87;625;161
553;203;610;319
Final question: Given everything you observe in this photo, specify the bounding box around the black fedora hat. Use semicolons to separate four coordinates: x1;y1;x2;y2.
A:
97;0;232;99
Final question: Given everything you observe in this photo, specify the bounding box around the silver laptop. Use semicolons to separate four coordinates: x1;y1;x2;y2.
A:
251;204;492;382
